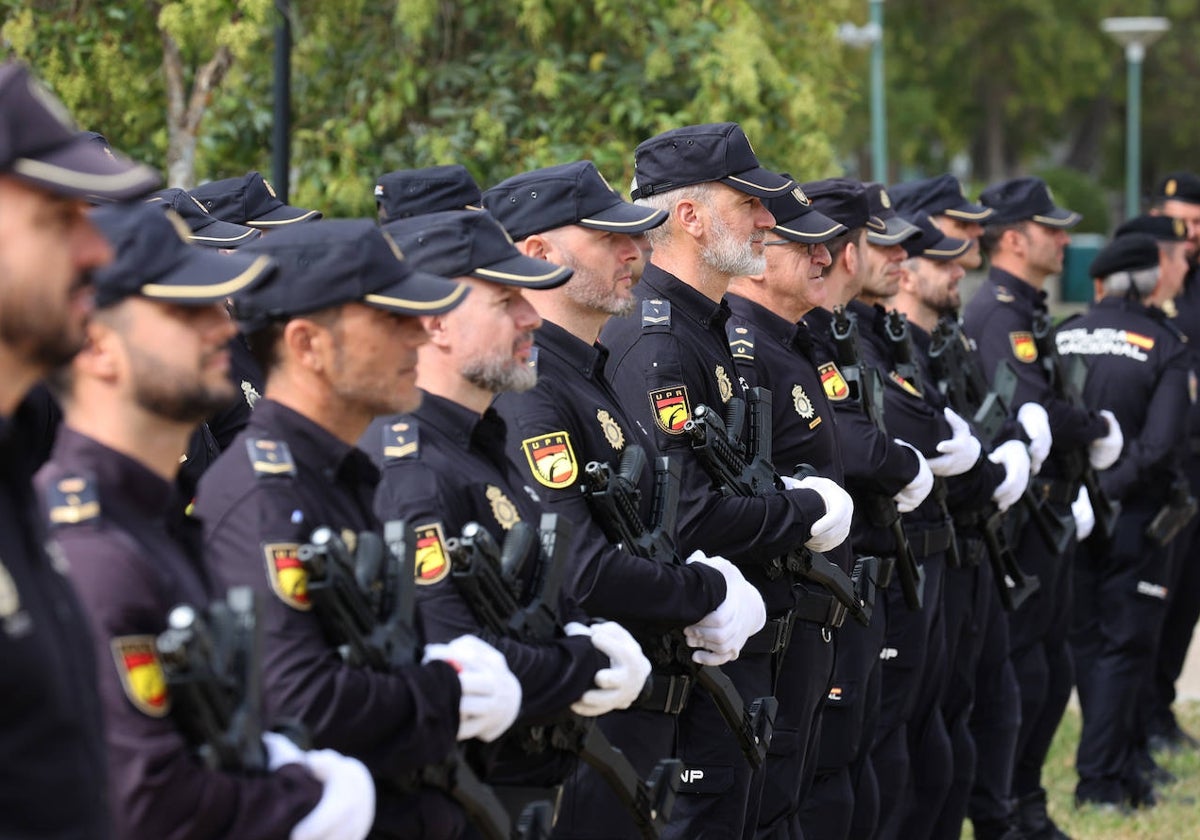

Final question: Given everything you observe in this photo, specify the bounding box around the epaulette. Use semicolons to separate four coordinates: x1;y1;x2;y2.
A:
47;474;100;526
642;298;671;329
526;346;540;375
382;419;420;461
994;285;1016;304
245;437;296;478
727;323;755;361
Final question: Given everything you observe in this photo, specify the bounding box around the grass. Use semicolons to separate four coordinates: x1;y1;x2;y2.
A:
963;702;1200;840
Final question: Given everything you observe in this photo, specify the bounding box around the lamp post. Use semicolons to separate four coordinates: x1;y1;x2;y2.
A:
837;0;887;183
1101;16;1170;219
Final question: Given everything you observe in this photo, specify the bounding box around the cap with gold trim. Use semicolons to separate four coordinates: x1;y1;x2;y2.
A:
384;210;572;289
864;182;920;246
374;164;483;221
630;122;794;200
979;176;1081;228
190;171;321;228
902;212;970;261
802;178;877;232
762;177;846;244
0;63;160;200
1114;214;1189;243
888;173;994;222
147;188;262;249
89;202;274;308
234;219;468;331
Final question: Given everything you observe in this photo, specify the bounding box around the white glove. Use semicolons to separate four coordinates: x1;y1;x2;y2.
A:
681;551;767;666
988;439;1031;513
290;749;376;840
893;440;934;513
563;621;651;717
1017;402;1051;475
263;731;306;770
927;407;983;477
423;634;522;742
1088;409;1123;470
794;476;854;552
1072;486;1095;541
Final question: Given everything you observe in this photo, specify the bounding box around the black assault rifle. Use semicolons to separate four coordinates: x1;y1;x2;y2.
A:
581;444;778;768
297;523;540;840
445;514;679;840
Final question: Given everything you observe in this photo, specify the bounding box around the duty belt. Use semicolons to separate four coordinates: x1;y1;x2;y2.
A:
903;522;955;559
793;589;846;629
633;671;694;715
742;611;796;654
1033;477;1078;506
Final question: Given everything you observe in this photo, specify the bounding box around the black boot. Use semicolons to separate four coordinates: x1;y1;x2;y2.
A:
1015;790;1072;840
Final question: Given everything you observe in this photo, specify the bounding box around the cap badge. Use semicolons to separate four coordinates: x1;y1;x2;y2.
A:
521;431;579;489
597;409;625;451
263;178;278;198
1166;179;1179;197
792;186;811;206
1175;218;1187;238
486;485;521;531
880;190;892;209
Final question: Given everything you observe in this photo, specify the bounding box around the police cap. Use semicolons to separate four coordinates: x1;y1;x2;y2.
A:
147;188;262;249
1114;214;1188;242
902;211;970;260
763;178;846;244
864;182;920;246
801;178;877;232
889;173;994;222
630;122;793;201
374;164;483;221
979;176;1081;228
1152;171;1200;206
1089;233;1160;278
191;171;322;229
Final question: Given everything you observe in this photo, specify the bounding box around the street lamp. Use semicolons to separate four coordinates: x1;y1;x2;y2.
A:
1102;16;1170;219
837;0;887;183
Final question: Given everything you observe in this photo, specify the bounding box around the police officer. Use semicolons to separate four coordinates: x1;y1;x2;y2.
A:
1058;233;1190;811
364;207;653;820
724;183;859;838
37;203;375;840
889;173;994;271
483;160;766;838
600;123;854;838
374;164;483;222
963;177;1123;839
193;220;523;838
0;61;160;838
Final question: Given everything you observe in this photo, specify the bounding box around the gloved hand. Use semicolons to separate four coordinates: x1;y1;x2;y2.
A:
1017;402;1051;475
1088;409;1123;470
290;749;376;840
927;408;983;477
263;731;306;770
423;634;521;742
1072;486;1095;542
790;475;854;552
682;551;767;666
893;439;934;513
988;439;1031;513
564;621;652;717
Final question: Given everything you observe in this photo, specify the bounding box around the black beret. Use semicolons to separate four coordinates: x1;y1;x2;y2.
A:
1089;233;1160;278
1152;171;1200;205
1114;214;1188;242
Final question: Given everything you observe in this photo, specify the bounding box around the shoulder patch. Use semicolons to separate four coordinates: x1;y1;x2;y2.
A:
596;409;626;451
46;475;100;526
642;298;672;328
246;438;296;477
818;362;849;401
728;325;755;361
889;371;922;397
486;485;521;531
415;522;451;585
263;542;310;610
111;635;170;717
383;420;419;460
1009;331;1038;363
648;385;691;434
521;432;580;489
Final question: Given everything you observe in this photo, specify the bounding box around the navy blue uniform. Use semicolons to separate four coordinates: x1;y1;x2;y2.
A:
194;399;465;838
601;264;827;839
492;319;726;839
726;293;844;839
1057;298;1189;804
0;404;110;839
38;428;322;839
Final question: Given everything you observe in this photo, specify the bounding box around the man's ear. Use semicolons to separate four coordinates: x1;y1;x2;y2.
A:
72;320;119;381
842;240;860;276
674;197;706;240
420;312;453;349
283;317;331;373
520;234;549;261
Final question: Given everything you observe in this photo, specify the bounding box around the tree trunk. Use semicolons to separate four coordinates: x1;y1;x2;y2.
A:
160;28;233;188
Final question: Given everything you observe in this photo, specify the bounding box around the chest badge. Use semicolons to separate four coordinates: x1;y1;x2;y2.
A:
263;542;310;611
241;379;261;408
0;560;20;620
648;386;691;434
818;363;849;401
792;384;816;419
111;636;170;717
1009;331;1038;363
486;485;521;531
521;431;579;489
716;365;733;403
415;522;451;585
597;409;626;451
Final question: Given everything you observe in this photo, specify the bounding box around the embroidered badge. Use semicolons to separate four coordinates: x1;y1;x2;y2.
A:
246;438;296;477
383;420;419;460
1009;332;1038;363
241;379;260;408
818;363;849;401
889;371;922;397
597;409;625;451
521;432;579;489
263;542;310;610
487;485;521;531
728;326;755;361
994;286;1016;303
46;476;100;526
792;384;816;419
111;636;169;717
415;522;451;585
649;386;691;434
715;365;733;403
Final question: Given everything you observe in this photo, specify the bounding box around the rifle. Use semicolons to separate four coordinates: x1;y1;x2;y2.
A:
1034;312;1121;539
832;305;923;610
581;444;778;768
1146;474;1199;547
446;514;679;840
156;586;270;772
298;523;541;840
682;387;871;625
928;316;1040;611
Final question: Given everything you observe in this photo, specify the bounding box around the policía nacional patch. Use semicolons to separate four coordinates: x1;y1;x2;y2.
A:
818;363;849;401
111;635;169;717
649;386;691;434
263;542;310;610
414;522;451;585
521;432;580;489
1009;331;1038;363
